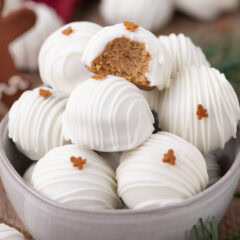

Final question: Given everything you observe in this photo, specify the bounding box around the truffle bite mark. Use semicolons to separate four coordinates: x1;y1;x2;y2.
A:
86;36;152;89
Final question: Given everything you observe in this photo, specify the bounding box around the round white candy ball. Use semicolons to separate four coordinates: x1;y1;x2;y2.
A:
32;145;122;210
82;23;172;91
63;75;154;151
100;0;174;31
159;33;210;77
9;87;68;160
157;66;240;153
39;22;102;95
176;0;239;21
117;132;208;209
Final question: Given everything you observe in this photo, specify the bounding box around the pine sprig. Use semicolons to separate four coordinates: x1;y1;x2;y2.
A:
202;33;240;98
191;218;240;240
190;217;218;240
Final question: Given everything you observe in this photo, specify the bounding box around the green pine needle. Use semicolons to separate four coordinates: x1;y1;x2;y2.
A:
190;217;218;240
202;33;240;99
191;218;240;240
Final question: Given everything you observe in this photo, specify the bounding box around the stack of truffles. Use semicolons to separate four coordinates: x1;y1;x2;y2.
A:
9;21;240;210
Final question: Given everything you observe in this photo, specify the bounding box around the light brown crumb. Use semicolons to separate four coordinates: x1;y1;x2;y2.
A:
70;156;87;170
123;21;139;32
162;149;176;166
62;26;73;36
87;36;151;88
196;104;208;120
39;88;52;97
91;73;107;80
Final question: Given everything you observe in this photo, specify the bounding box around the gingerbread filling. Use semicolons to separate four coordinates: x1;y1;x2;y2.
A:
87;37;152;88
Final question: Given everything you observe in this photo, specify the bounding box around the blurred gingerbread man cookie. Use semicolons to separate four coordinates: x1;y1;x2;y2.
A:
0;0;36;118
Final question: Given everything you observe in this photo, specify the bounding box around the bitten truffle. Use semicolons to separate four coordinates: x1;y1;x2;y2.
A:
82;23;172;91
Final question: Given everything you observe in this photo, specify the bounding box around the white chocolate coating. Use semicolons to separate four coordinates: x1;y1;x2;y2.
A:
9;2;63;71
82;23;172;91
176;0;239;21
100;0;174;31
63;75;154;152
159;34;210;77
32;145;122;210
0;224;25;240
204;154;221;187
117;132;208;209
23;163;37;186
9;87;68;161
157;66;240;153
39;22;102;95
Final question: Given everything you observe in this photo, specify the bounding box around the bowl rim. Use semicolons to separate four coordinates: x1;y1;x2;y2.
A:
0;115;239;217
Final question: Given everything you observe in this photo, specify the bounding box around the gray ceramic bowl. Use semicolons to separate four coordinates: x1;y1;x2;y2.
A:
0;116;240;240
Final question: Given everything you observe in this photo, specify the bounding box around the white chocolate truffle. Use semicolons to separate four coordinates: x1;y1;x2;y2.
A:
39;22;102;95
100;0;174;31
63;75;154;151
0;223;25;240
23;163;37;186
32;145;122;209
176;0;239;21
117;132;208;209
204;154;221;187
157;66;240;153
159;34;210;77
9;2;63;71
9;87;68;161
82;23;172;90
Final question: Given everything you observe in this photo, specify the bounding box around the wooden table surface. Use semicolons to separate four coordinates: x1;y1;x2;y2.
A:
0;1;240;239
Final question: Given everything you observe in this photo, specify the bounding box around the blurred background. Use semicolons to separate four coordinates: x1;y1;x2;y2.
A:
0;0;240;239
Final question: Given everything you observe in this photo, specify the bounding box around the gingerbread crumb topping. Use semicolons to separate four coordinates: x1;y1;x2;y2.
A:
196;104;208;120
91;73;107;80
70;156;87;170
39;88;52;97
123;21;139;32
62;26;73;35
162;149;176;166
